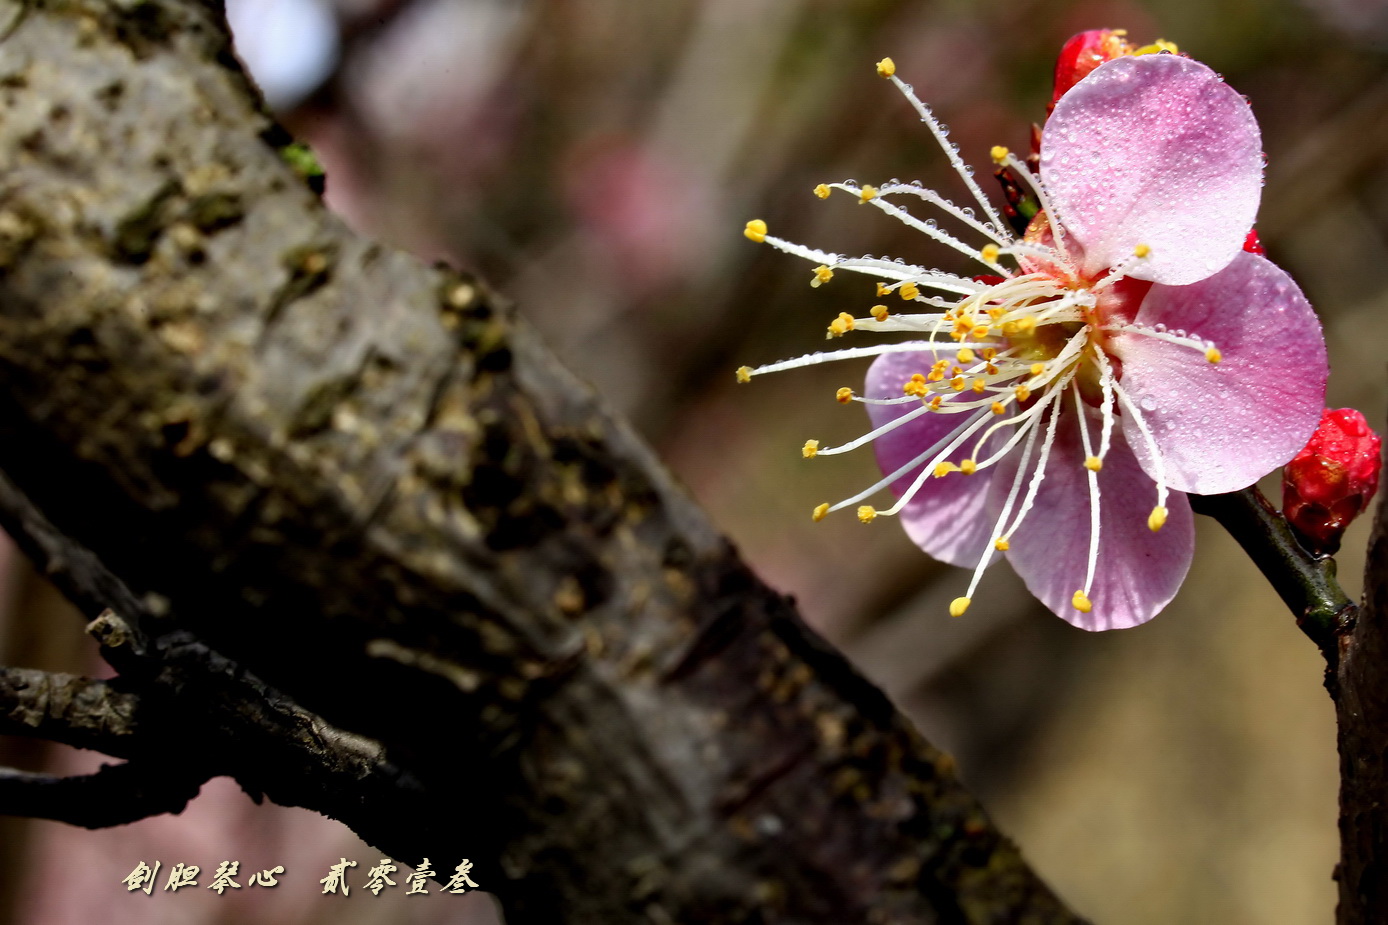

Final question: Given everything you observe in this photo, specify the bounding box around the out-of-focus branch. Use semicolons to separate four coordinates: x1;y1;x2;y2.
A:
0;761;208;829
0;1;1088;922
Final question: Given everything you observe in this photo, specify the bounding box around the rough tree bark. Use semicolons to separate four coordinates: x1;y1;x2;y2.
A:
0;1;1085;923
1335;478;1388;924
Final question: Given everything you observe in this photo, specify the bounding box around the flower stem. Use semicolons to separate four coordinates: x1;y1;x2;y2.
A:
1189;486;1356;658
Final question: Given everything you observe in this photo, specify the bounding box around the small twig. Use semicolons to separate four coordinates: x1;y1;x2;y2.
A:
0;761;209;829
1189;486;1356;660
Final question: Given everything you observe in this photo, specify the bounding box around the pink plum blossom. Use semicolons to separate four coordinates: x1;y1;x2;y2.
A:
739;52;1326;630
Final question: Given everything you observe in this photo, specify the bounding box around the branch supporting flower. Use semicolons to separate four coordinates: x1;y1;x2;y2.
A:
1189;487;1355;658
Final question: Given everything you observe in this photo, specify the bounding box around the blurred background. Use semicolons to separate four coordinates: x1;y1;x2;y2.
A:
4;0;1388;921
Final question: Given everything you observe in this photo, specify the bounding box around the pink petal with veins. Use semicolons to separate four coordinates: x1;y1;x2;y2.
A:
1109;251;1327;495
1042;54;1263;286
865;352;997;567
997;411;1194;630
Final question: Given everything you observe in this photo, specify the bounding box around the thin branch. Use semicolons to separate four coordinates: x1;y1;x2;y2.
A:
0;665;141;757
1189;487;1356;659
0;762;209;829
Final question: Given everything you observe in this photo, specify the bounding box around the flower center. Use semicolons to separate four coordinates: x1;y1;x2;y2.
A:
736;68;1222;618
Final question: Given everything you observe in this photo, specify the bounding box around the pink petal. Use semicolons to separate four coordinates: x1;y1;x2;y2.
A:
1109;251;1327;495
1041;54;1263;286
998;409;1194;630
865;352;996;567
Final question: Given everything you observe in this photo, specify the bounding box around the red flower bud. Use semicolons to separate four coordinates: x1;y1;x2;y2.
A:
1051;30;1133;112
1282;408;1382;554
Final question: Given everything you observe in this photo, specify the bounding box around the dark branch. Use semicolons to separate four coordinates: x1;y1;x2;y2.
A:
1189;487;1356;658
0;665;141;757
1331;441;1388;925
0;761;208;829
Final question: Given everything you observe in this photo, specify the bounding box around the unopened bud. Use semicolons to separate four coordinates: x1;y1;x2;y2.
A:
1051;30;1133;111
1282;408;1382;554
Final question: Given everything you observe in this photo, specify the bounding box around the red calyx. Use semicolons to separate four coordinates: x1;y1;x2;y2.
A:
1050;30;1132;112
1283;408;1382;554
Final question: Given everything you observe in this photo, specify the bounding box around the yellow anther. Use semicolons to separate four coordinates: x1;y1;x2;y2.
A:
813;183;831;199
871;304;889;321
985;363;998;375
1017;315;1036;332
744;219;767;243
802;439;819;459
903;380;927;397
876;281;890;297
857;505;877;523
911;371;928;381
982;348;997;360
949;375;966;392
876;57;896;78
981;244;1000;263
971;325;990;339
959;458;977;475
736;366;753;384
1014;385;1031;402
1084;456;1103;472
813;502;830;522
957;348;976;363
1133;243;1151;258
899;282;920;301
950;365;963;376
987;307;1006;321
933;461;958;478
1134;39;1178;55
971;377;986;393
1205;347;1222;364
928;395;943;410
990;145;1010;164
836;386;854;404
826;311;855;337
949;597;971;618
1001;321;1018;336
812;265;835;288
994;537;1010;551
1029;362;1045;377
858;185;878;203
1148;505;1169;532
1071;590;1093;613
990;401;1005;415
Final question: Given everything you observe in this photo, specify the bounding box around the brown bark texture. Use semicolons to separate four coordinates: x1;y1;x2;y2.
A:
0;1;1087;922
1337;475;1388;924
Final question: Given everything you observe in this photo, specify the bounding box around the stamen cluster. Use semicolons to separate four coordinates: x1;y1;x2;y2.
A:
738;48;1327;629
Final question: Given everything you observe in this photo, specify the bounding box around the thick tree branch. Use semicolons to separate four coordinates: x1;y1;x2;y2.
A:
1334;463;1388;925
0;1;1085;922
